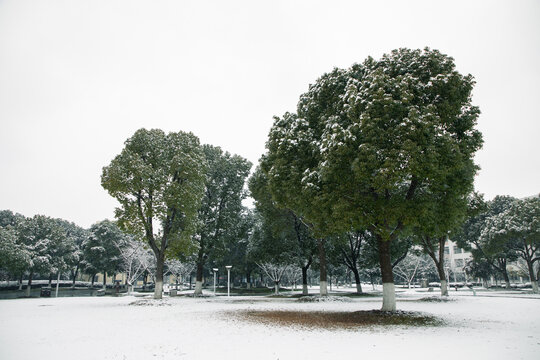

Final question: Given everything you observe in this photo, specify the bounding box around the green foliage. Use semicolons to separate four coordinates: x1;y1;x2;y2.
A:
248;166;317;268
481;196;540;271
16;215;68;274
82;220;125;276
454;195;518;262
264;48;482;241
101;128;207;259
194;145;252;264
0;226;29;275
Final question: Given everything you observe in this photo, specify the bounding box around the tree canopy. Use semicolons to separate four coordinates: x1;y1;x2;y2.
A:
263;48;482;310
101;128;207;298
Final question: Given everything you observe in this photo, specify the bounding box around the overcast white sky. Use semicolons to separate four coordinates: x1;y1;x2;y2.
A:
1;0;539;228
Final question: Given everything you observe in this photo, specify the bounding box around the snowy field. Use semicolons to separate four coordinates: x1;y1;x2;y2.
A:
1;289;539;360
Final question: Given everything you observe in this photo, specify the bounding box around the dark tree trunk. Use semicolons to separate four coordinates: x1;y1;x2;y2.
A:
378;238;394;284
48;273;53;287
246;271;251;289
496;258;511;289
352;267;363;294
154;253;165;299
103;271;107;290
526;259;539;294
301;266;309;295
71;265;79;288
317;239;328;296
423;236;448;296
194;251;204;295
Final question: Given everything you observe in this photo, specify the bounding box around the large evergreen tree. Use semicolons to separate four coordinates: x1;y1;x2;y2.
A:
192;145;251;295
101;128;207;299
264;48;482;310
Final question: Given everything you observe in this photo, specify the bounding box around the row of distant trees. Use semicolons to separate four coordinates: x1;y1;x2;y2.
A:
455;195;540;292
0;212;154;295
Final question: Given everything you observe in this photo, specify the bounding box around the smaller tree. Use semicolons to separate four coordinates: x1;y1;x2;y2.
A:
82;220;124;289
0;226;30;281
165;259;195;290
17;215;67;296
117;236;154;294
329;230;372;294
393;252;436;288
257;262;289;295
482;196;540;293
454;195;517;289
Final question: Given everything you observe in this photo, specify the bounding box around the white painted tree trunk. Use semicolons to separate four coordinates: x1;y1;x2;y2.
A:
440;280;448;296
154;279;163;299
302;284;308;296
194;281;203;296
532;280;539;294
381;283;396;311
319;281;328;296
274;283;279;295
55;272;60;297
356;282;362;294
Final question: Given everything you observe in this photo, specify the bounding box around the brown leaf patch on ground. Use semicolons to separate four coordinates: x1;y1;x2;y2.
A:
236;310;443;329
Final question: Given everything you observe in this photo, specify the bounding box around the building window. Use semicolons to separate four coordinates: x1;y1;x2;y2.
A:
444;246;449;254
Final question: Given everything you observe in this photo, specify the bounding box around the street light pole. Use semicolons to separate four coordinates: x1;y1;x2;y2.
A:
226;265;232;297
213;268;218;295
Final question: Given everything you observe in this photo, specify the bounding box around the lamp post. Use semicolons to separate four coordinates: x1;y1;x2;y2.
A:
226;265;232;297
213;268;218;295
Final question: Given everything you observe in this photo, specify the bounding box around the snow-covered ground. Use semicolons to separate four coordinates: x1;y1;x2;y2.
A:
1;289;539;360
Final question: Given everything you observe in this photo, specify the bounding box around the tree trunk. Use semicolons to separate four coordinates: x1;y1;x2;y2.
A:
378;236;396;311
274;281;279;295
526;261;539;294
301;266;309;296
154;254;165;299
352;267;363;294
71;265;79;289
26;272;33;297
436;263;448;296
48;273;53;287
246;271;251;289
18;274;23;290
502;270;511;290
102;271;107;290
318;239;328;296
194;257;204;296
